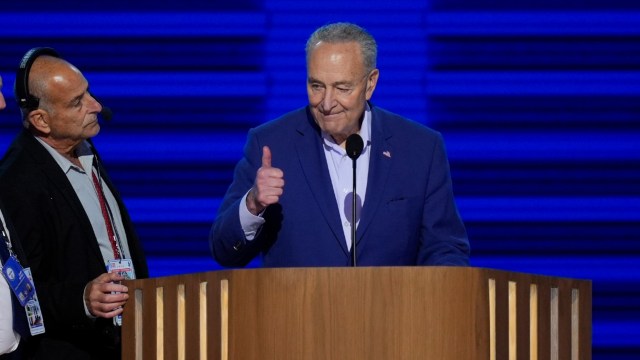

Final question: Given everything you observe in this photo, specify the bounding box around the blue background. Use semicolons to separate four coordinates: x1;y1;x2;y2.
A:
1;0;639;357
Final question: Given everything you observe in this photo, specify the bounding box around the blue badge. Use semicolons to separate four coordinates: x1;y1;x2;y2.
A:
1;256;35;307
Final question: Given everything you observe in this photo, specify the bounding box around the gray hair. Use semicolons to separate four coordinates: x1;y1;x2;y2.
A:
305;22;377;73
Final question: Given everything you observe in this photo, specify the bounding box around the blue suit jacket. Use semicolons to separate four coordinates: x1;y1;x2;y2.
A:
210;104;470;267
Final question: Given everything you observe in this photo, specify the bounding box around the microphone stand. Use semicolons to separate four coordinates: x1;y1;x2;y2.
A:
346;133;364;267
351;156;357;267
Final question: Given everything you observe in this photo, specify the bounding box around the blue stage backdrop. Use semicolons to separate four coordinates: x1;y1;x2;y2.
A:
0;0;639;358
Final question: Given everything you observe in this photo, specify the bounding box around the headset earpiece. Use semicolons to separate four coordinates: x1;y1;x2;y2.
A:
14;47;60;110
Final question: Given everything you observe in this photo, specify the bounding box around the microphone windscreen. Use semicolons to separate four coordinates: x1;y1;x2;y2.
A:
100;107;113;122
346;133;364;160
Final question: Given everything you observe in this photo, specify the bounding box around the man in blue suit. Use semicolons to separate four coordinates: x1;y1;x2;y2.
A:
210;22;470;267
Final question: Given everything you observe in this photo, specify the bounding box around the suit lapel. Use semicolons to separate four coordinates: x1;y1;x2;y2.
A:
357;106;393;244
21;132;105;265
294;109;350;255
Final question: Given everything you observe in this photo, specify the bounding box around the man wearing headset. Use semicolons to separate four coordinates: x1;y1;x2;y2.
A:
0;49;148;359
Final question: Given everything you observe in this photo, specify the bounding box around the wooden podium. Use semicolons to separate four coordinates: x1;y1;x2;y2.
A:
121;267;591;359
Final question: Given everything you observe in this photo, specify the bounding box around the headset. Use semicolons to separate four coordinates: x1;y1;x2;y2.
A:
14;47;113;121
14;47;60;110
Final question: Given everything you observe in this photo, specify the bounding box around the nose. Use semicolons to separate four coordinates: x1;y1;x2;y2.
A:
87;92;102;113
0;93;6;110
321;88;335;112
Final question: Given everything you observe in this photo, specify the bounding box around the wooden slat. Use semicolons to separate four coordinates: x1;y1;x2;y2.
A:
489;278;496;360
530;284;539;360
550;287;559;360
134;289;143;360
220;279;229;360
571;288;579;360
508;281;517;360
199;281;208;360
156;286;165;360
177;284;185;360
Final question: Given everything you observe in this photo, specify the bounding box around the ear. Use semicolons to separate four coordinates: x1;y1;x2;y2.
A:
27;109;51;135
365;69;379;100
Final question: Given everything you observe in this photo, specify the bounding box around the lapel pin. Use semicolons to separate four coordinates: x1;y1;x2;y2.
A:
383;150;391;158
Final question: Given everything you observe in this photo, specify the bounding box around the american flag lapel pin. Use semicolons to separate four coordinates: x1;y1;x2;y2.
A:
383;150;391;158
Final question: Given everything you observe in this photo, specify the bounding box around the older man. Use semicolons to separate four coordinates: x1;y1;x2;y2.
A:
0;48;147;359
210;22;470;267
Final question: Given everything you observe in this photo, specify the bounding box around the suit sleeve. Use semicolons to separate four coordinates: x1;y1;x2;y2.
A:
209;129;265;267
417;133;470;265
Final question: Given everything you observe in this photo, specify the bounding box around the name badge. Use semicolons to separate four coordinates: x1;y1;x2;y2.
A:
23;268;45;335
1;256;34;306
107;258;136;326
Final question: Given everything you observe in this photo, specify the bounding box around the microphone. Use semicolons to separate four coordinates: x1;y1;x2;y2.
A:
346;133;364;161
345;133;364;267
91;93;113;121
100;106;113;122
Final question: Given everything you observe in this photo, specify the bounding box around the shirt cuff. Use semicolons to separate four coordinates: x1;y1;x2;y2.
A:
239;191;265;241
83;284;97;319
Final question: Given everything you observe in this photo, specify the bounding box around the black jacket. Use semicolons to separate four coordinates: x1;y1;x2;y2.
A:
0;130;148;359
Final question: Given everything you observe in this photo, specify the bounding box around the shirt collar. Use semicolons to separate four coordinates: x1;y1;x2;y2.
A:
321;103;372;154
34;136;95;174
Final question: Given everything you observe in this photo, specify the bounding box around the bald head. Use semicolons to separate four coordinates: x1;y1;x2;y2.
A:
20;53;102;154
27;56;82;113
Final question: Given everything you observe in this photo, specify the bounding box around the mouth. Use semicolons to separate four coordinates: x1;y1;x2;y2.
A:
318;111;341;120
85;118;100;127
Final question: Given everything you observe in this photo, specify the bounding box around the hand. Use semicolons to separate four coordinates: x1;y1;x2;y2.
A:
247;146;284;215
84;272;129;319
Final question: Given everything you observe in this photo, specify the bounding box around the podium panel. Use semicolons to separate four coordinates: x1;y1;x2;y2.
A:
122;267;591;360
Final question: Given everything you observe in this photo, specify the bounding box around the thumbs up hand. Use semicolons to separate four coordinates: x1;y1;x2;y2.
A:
247;146;284;215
